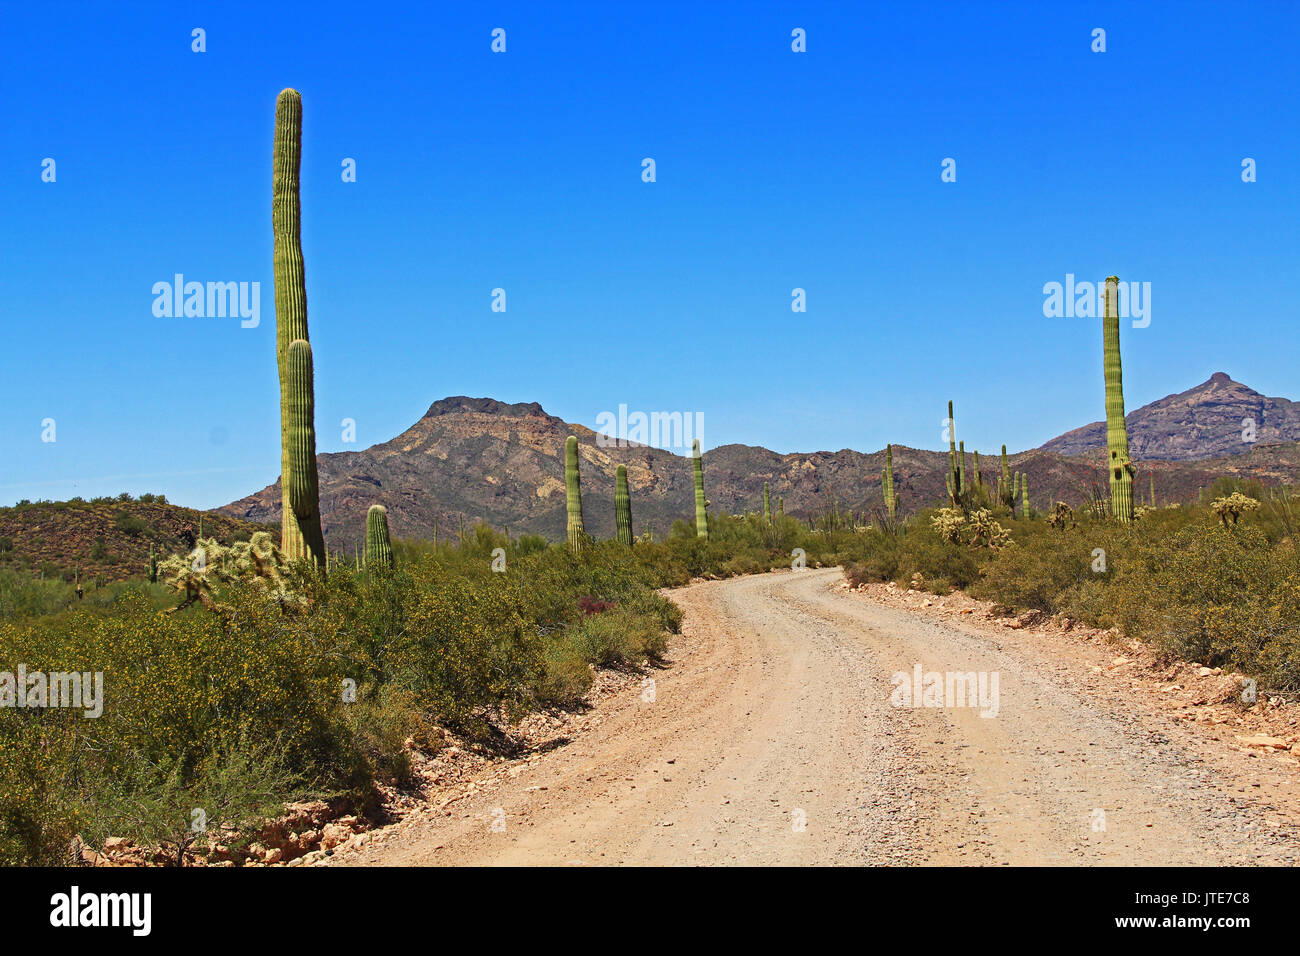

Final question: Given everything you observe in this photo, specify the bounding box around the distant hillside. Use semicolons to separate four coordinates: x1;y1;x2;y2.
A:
0;497;275;582
1040;372;1300;460
220;393;1300;550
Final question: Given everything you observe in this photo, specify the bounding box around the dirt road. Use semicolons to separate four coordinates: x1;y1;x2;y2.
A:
334;568;1300;866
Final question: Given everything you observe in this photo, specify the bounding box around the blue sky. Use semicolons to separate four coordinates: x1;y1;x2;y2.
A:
2;1;1297;509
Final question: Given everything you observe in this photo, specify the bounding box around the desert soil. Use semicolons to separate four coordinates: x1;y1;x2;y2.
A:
326;567;1300;866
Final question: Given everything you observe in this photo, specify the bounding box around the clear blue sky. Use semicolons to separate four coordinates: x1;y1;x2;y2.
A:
2;1;1297;509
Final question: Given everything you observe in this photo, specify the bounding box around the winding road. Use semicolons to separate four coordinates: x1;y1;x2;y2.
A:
334;568;1300;866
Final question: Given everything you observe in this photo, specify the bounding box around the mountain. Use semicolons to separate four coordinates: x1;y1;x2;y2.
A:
219;387;1300;550
222;397;701;549
0;498;272;582
1039;372;1300;460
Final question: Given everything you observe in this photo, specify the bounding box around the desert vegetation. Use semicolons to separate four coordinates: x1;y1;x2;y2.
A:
0;511;869;866
3;86;1297;872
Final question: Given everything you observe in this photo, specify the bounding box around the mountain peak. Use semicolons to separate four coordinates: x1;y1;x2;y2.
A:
1041;374;1299;460
422;396;551;420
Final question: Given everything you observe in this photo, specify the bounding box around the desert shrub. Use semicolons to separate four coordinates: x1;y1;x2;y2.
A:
535;641;594;707
113;512;151;538
971;525;1097;612
339;684;435;788
565;606;668;667
897;517;984;591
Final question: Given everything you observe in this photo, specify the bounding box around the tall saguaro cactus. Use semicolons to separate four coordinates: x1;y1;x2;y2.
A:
365;504;394;568
882;443;898;522
692;439;709;539
946;400;962;507
273;89;325;568
999;444;1013;510
1103;276;1135;523
615;465;633;546
565;436;585;552
763;482;772;522
1021;472;1030;518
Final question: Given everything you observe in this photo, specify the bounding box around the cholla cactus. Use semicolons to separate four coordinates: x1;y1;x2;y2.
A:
931;507;966;544
159;531;294;613
932;507;1010;548
615;465;633;546
1211;493;1260;529
1047;501;1074;530
565;435;585;552
365;504;394;568
692;439;709;539
967;508;1012;549
1103;276;1136;523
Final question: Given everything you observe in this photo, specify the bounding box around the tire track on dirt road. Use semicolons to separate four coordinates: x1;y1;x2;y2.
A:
333;568;1300;866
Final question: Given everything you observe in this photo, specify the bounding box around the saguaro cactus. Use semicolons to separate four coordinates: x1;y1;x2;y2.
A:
882;444;898;522
999;445;1013;511
273;89;325;569
778;496;784;516
615;464;633;546
763;482;772;522
565;435;585;552
692;439;709;539
1103;276;1135;523
946;400;962;507
284;338;326;566
365;504;394;568
973;450;983;489
1021;472;1030;518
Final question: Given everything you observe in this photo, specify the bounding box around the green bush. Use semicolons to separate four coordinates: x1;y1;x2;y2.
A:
565;606;668;668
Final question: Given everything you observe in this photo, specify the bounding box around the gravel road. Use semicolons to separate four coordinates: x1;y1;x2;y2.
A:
336;568;1300;866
